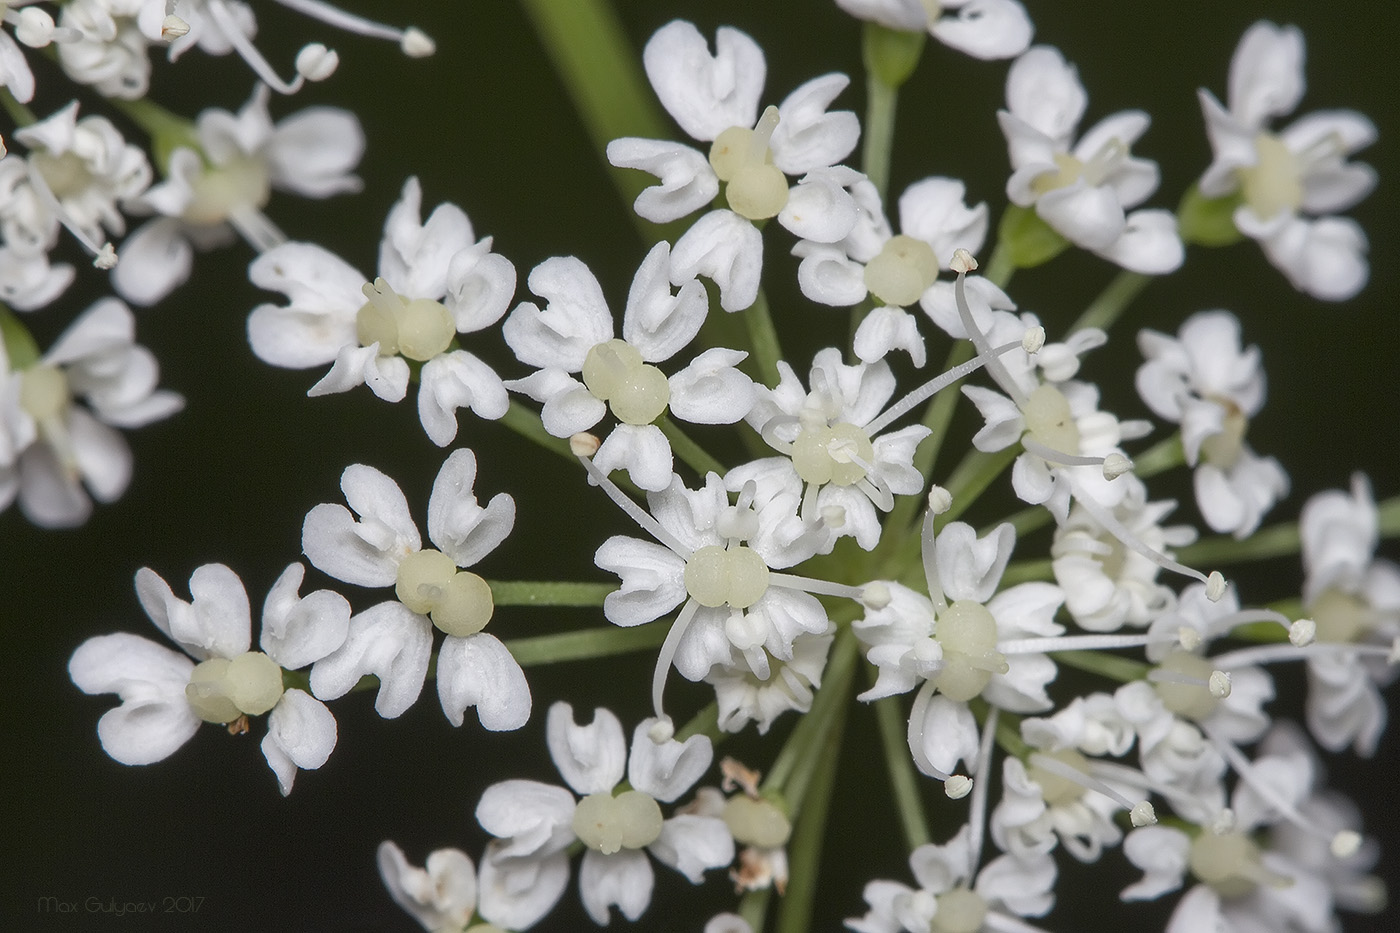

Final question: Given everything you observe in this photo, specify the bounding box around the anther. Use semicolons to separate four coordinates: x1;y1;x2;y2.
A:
949;249;977;274
1021;326;1046;354
944;775;973;799
1129;801;1157;827
1101;452;1133;480
927;485;953;514
570;432;601;457
1288;619;1316;647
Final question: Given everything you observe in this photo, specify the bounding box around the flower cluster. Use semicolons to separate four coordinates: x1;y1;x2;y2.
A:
26;2;1395;931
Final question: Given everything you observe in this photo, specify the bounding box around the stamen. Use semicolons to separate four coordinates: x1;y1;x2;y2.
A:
966;707;1000;878
952;257;1029;408
1026;752;1155;823
574;438;692;557
927;486;953;514
921;507;947;614
1019;435;1113;469
208;0;312;95
766;571;866;602
651;598;701;727
227;204;288;253
1208;638;1400;671
21;161;118;266
272;0;436;55
996;631;1176;655
1064;477;1221;592
1204;723;1359;857
906;680;971;791
864;338;1025;435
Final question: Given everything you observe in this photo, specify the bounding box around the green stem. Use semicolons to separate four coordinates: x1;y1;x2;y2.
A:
487;581;614;606
516;0;679;242
997;557;1053;587
499;400;575;463
1132;432;1186;479
942;446;1020;525
1;86;36;126
502;623;668;666
1052;649;1149;683
774;634;854;933
743;288;784;388
1071;270;1152;334
108;97;200;172
738;889;771;933
861;75;898;203
872;682;929;850
657;415;727;479
1175;494;1400;569
1;304;41;370
983;241;1016;291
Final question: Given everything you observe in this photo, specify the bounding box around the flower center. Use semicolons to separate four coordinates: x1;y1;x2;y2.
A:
1309;587;1371;643
684;544;771;609
933;600;1007;702
19;364;70;422
581;338;671;425
572;790;664;854
1187;831;1285;898
791;417;875;487
1030;141;1129;198
1198;397;1247;469
708;105;789;221
931;887;988;933
182;154;272;226
1152;650;1220;721
355;277;456;361
1027;748;1091;806
1021;383;1080;455
185;651;285;723
395;548;495;636
30;150;95;202
722;795;792;848
864;235;939;307
1238;133;1303;222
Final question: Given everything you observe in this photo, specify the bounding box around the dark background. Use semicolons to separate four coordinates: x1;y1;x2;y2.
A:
6;1;1398;930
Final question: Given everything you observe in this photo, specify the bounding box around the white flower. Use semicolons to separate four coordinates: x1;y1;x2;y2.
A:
377;842;479;933
1;297;183;527
57;0;156;99
1;100;151;265
1298;474;1400;755
1052;474;1193;632
1137;310;1288;538
845;825;1056;932
115;83;364;306
999;46;1183;273
476;703;733;925
1122;724;1383;933
794;177;987;365
607;20;864;311
504;244;753;491
302;449;530;729
1198;21;1377;300
834;0;1033;61
708;626;834;734
69;562;348;794
248;176;513;445
855;522;1065;714
740;347;931;550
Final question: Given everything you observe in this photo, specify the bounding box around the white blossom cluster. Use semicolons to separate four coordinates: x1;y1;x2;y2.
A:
9;0;1390;930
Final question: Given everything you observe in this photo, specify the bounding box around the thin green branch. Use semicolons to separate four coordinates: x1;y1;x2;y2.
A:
743;288;784;388
487;581;614;606
658;415;727;480
502;623;668;666
516;0;678;242
1071;270;1152;334
1052;649;1149;683
872;683;929;850
775;633;855;933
